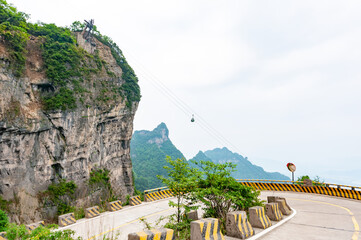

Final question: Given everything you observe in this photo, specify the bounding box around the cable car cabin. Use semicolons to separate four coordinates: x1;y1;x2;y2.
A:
191;115;195;122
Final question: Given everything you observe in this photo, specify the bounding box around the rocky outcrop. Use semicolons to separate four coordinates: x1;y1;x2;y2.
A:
0;32;138;223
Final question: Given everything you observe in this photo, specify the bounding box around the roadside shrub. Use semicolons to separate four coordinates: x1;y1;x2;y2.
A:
157;157;262;237
0;209;8;232
191;160;262;232
297;175;325;186
5;223;80;240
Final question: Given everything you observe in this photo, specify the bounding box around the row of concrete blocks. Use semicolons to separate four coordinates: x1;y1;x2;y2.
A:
59;200;123;227
1;196;142;236
127;196;292;240
58;196;143;228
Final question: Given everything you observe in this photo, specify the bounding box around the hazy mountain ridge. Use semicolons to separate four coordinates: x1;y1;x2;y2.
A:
202;147;289;180
131;123;289;191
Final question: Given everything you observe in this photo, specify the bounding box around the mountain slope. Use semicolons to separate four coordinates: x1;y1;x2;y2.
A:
201;147;289;180
131;123;289;191
131;123;185;191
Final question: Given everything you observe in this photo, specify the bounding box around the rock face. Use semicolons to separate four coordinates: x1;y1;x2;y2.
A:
0;32;138;222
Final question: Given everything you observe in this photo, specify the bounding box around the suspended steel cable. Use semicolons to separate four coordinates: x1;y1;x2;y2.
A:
122;47;245;156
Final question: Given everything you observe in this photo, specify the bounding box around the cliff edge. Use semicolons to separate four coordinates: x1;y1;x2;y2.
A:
0;2;140;223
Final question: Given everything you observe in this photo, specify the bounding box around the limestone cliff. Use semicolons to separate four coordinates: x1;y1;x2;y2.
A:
0;18;140;222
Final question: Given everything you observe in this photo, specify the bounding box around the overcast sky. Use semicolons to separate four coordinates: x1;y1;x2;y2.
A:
9;0;361;185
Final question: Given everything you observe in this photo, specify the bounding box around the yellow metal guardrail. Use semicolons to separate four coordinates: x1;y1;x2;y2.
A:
237;179;361;200
143;186;168;194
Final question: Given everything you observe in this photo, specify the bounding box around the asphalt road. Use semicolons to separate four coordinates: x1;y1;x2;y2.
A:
258;191;360;240
59;191;361;240
59;199;177;240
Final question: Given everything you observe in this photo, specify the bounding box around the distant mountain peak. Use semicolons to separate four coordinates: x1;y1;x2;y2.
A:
131;122;185;191
148;122;169;146
193;150;209;160
200;147;289;180
154;122;169;136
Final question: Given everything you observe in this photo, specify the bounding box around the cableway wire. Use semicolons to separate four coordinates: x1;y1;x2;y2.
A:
121;47;246;156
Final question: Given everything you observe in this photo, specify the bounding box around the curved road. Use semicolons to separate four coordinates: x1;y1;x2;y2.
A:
60;191;361;239
258;191;360;240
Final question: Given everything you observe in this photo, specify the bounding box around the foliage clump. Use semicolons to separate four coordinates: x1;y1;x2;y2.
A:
0;1;29;77
157;157;263;238
0;0;141;111
0;196;10;212
70;21;141;108
45;179;77;215
5;223;80;240
192;160;263;232
0;209;8;232
89;168;117;207
157;157;198;239
297;175;325;186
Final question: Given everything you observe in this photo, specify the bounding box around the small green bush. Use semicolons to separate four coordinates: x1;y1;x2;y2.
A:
74;207;85;220
89;168;117;204
0;196;10;212
0;209;8;232
5;223;80;240
46;179;77;215
43;87;77;111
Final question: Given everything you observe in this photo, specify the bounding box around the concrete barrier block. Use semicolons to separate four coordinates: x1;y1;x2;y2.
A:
268;196;291;212
249;206;272;229
190;218;225;240
276;199;292;215
265;203;283;221
187;210;198;221
128;228;174;240
0;232;7;240
85;206;100;218
226;211;254;239
26;220;45;231
58;213;76;227
267;196;277;203
107;200;122;212
130;195;142;206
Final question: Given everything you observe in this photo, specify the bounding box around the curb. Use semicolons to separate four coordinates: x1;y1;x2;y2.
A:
247;208;297;240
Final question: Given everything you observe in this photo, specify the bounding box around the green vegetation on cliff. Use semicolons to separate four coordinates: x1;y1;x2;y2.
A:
0;0;140;111
131;123;185;191
45;179;77;215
